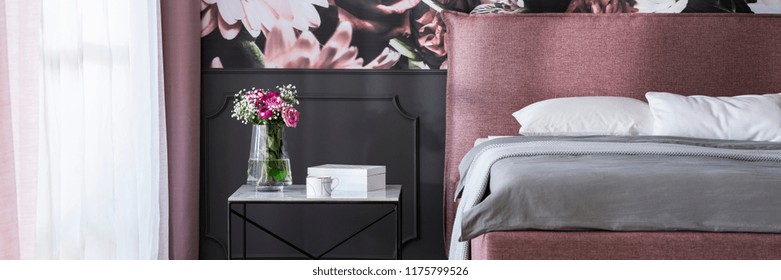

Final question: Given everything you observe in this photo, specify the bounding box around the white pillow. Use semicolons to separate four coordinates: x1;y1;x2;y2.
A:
646;92;781;142
474;136;513;147
512;96;653;136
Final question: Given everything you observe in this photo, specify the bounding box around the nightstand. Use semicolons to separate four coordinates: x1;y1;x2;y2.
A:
227;184;401;259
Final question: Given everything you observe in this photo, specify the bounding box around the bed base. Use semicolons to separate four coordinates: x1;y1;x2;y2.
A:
471;231;781;260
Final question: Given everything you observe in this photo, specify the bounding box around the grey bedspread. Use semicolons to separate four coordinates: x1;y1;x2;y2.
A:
449;136;781;260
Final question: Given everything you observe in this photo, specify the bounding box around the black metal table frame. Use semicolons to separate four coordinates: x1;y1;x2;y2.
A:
228;197;401;260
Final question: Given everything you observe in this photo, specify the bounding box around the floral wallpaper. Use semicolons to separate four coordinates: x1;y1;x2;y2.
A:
201;0;781;70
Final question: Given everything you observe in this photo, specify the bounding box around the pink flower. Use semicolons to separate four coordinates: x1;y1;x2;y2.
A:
266;96;284;108
210;57;224;68
262;91;279;100
259;91;282;108
200;0;328;39
258;106;273;120
264;21;401;69
282;107;299;128
336;0;421;38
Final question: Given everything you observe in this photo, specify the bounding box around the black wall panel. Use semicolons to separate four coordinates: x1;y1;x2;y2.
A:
200;69;447;259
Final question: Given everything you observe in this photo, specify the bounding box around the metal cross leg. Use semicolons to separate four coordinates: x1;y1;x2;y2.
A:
227;185;402;260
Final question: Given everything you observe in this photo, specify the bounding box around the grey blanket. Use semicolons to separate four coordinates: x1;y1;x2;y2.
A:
449;136;781;260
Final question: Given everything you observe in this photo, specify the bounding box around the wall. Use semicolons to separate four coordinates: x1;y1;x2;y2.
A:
200;0;779;71
198;0;781;260
200;69;447;259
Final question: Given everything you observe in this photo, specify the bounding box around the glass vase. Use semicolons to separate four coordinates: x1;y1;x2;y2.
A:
246;124;292;191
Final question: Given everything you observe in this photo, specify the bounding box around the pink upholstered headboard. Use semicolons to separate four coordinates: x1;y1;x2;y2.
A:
442;12;781;251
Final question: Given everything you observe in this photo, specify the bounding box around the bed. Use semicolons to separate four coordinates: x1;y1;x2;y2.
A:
442;12;781;260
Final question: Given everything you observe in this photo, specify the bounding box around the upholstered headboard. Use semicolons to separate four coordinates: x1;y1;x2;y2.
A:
442;11;781;251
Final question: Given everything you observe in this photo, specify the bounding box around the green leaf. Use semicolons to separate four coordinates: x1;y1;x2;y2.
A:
239;40;265;68
389;39;418;60
421;0;445;12
407;59;431;70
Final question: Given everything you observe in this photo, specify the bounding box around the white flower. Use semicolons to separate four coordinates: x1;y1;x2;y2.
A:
634;0;688;13
749;0;781;13
201;0;329;39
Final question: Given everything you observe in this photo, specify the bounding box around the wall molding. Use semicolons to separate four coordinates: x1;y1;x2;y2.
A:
296;94;421;246
200;93;235;259
201;69;446;259
201;92;422;259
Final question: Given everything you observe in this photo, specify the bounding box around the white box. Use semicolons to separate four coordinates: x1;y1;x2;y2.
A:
307;164;386;194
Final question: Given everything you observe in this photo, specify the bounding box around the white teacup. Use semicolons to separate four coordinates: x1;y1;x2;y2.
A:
306;176;339;197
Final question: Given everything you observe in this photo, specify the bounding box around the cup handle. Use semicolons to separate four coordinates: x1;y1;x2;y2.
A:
331;177;339;191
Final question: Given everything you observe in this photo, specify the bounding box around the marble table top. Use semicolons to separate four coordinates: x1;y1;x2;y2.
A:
228;184;401;203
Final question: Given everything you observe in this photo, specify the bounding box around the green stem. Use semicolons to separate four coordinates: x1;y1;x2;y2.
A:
239;40;265;68
261;124;287;182
265;124;283;160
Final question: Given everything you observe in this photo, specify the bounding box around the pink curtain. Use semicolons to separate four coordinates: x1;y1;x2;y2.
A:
0;0;39;260
0;0;20;260
161;0;201;260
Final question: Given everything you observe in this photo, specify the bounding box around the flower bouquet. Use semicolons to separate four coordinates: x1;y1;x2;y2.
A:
231;84;300;191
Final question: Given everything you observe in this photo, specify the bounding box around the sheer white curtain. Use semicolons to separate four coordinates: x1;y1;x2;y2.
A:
34;0;168;259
